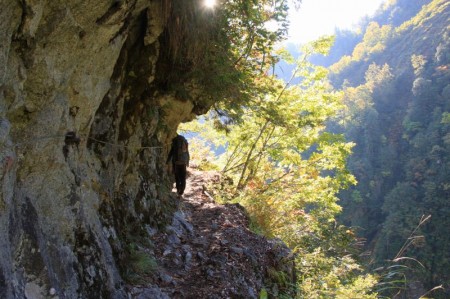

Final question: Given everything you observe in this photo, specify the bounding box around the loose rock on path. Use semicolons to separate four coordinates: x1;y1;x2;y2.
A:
129;169;296;299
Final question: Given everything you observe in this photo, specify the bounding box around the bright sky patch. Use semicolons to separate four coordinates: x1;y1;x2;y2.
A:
204;0;216;9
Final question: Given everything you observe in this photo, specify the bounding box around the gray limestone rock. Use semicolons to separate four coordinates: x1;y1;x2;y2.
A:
0;0;202;297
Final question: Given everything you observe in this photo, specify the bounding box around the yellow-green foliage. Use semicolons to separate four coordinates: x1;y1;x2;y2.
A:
163;0;291;111
397;0;448;32
334;22;392;63
184;135;219;171
335;275;379;299
298;250;377;299
192;38;378;298
332;0;448;75
441;112;450;124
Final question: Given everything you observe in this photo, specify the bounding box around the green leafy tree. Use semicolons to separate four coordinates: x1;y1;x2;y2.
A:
161;0;292;114
184;37;378;298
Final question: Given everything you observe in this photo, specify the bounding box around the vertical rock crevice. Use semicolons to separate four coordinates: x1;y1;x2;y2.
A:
88;6;178;281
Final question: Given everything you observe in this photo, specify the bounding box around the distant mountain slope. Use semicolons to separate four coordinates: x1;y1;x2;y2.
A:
328;0;450;297
309;0;432;69
329;0;447;87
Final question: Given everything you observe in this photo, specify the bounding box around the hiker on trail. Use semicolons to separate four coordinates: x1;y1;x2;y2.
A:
167;134;190;198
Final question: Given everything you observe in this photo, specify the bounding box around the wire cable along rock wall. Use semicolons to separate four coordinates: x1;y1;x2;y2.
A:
0;1;296;298
0;1;203;298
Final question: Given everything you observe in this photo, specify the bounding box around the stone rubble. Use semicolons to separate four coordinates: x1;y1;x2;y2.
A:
127;169;296;298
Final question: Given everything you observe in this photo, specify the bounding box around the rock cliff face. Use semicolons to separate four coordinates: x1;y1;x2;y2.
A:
0;1;201;297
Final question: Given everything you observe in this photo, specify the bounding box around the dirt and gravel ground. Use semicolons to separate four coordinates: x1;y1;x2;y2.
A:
128;169;295;299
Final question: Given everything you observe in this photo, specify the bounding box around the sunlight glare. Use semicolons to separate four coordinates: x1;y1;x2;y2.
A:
288;0;387;44
204;0;216;9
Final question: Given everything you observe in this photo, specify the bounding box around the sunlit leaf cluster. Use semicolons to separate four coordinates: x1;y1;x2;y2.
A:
182;36;377;297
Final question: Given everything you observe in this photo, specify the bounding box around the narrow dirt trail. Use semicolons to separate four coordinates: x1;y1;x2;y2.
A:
130;169;295;298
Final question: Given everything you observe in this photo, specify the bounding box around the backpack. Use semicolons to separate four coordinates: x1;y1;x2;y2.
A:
174;135;189;165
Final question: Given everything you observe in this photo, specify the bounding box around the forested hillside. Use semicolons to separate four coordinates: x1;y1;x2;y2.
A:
327;0;450;296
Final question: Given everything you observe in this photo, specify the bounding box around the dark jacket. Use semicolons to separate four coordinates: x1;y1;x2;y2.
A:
167;135;189;165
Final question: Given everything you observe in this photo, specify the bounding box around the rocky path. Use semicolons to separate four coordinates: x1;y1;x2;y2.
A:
129;169;295;299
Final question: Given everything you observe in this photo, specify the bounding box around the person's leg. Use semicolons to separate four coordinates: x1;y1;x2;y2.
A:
174;164;182;195
178;165;187;195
